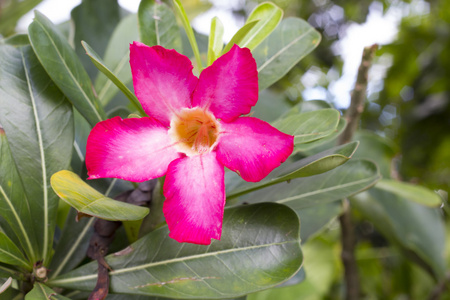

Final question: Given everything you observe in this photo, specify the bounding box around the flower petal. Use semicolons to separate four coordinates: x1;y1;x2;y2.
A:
216;117;294;182
192;44;258;122
86;116;182;182
163;152;225;245
130;42;198;126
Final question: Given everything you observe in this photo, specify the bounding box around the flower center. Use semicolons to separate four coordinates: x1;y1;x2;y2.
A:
169;107;220;156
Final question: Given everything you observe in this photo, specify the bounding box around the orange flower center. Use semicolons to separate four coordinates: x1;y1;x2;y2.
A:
169;107;220;156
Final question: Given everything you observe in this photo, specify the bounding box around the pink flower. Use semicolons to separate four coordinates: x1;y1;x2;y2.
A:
86;42;294;245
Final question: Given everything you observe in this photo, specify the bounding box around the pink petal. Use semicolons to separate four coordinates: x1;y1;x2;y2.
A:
130;42;198;126
215;117;294;182
192;44;258;122
86;116;182;182
163;152;225;245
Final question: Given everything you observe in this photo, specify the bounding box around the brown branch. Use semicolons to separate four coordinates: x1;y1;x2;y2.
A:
338;44;377;300
428;272;450;300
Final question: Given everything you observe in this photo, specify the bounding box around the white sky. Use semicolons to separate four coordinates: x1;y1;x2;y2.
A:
16;0;428;108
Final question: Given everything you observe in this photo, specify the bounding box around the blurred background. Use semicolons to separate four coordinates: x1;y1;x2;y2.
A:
1;0;449;298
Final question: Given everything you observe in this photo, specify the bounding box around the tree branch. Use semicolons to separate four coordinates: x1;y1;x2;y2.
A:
339;44;377;300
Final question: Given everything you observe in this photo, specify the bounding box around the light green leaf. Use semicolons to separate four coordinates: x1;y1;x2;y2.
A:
0;232;30;269
51;170;149;221
254;17;321;90
0;44;74;264
25;283;70;300
296;118;347;153
28;11;106;127
239;2;283;50
49;203;302;299
351;187;446;279
82;41;145;115
273;108;340;146
95;13;139;106
138;0;182;50
376;179;442;207
235;159;380;211
227;142;359;199
207;17;224;66
173;0;202;70
222;21;259;54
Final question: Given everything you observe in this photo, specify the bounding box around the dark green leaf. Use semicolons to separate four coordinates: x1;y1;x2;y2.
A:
0;232;30;269
254;18;321;90
235;159;380;211
71;0;121;79
0;44;74;264
227;142;359;199
51;170;149;221
49;209;94;279
351;187;446;279
82;41;144;115
138;0;182;50
0;128;38;264
94;13;139;106
49;203;302;299
28;11;106;127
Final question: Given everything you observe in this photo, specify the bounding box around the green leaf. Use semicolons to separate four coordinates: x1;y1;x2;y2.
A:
173;0;202;70
25;283;70;300
49;203;302;299
49;178;124;279
94;13;139;106
222;21;259;54
272;108;340;146
235;159;380;211
2;33;30;46
227;142;359;199
207;17;224;66
71;0;121;79
296;202;342;242
0;44;74;264
0;126;38;264
376;179;442;207
28;11;106;127
51;170;149;221
352;131;397;178
296;118;347;153
239;2;283;50
82;41;145;115
0;232;30;269
138;0;182;50
49;209;94;279
351;187;446;279
0;0;43;36
254;17;321;90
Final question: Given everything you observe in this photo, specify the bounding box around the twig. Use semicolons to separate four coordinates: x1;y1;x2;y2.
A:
338;44;377;300
428;272;450;300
